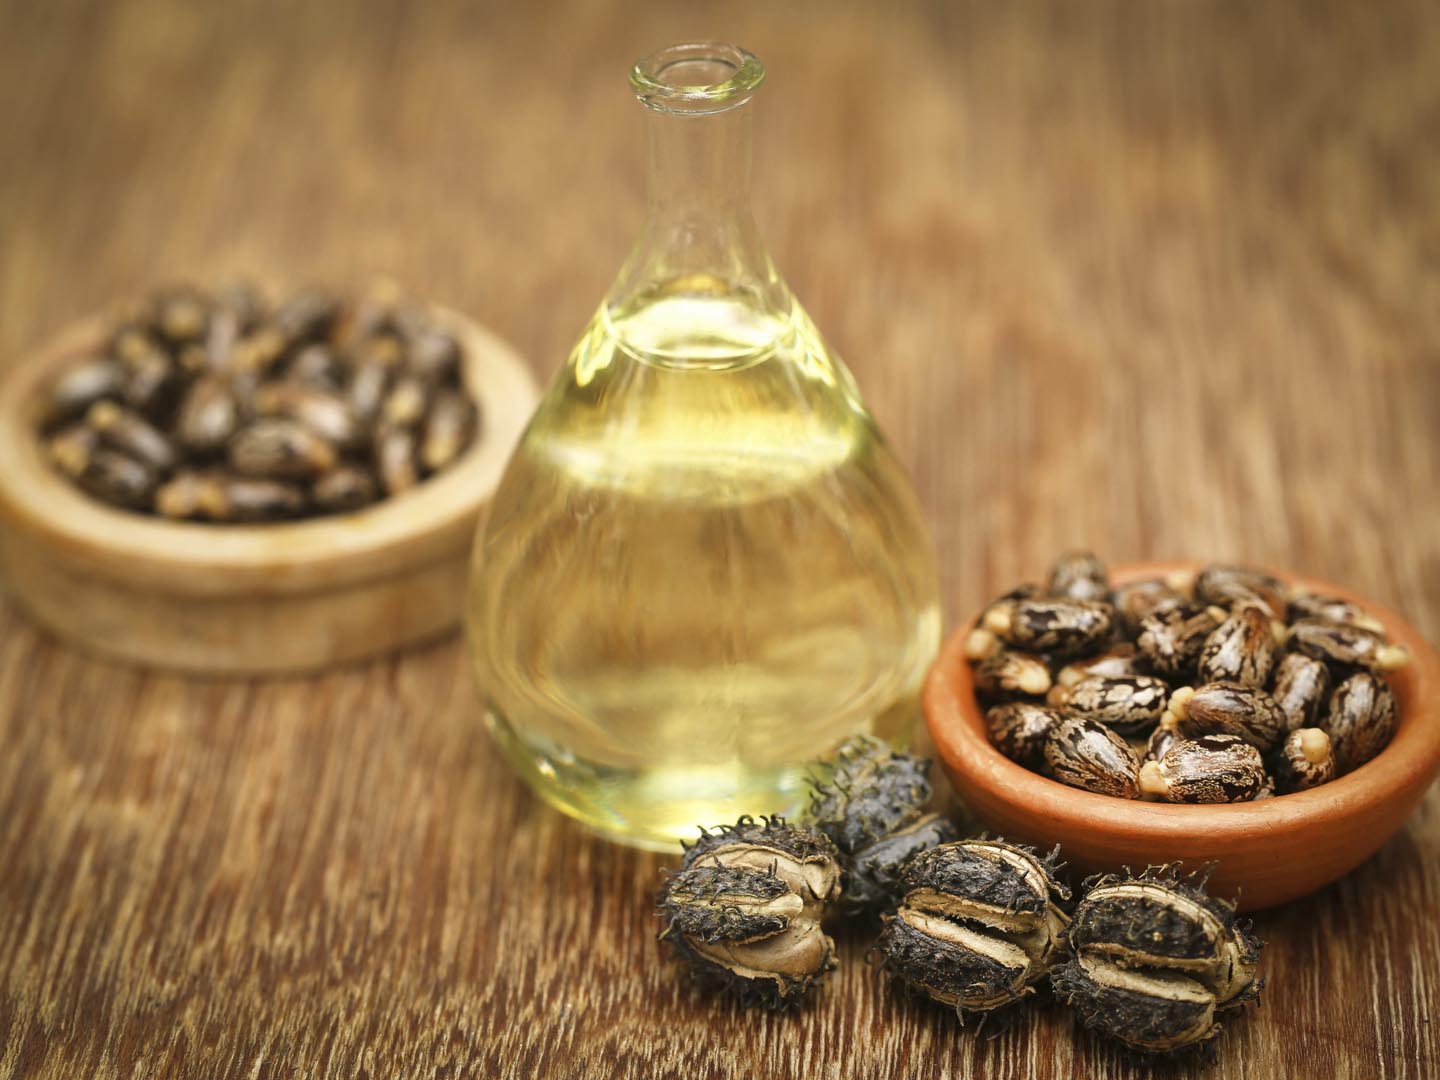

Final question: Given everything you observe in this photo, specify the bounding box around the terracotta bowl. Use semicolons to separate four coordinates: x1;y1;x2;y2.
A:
0;306;539;675
924;561;1440;911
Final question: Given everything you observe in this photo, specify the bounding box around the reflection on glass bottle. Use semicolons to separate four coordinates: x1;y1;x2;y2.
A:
467;43;941;849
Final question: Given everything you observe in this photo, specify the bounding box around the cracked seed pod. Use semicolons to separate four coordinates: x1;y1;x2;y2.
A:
1113;579;1187;637
806;735;931;855
1047;550;1111;603
1194;564;1287;621
1053;866;1262;1054
1198;606;1279;688
1047;675;1170;736
1271;728;1336;793
847;813;960;910
682;815;842;918
1271;653;1332;732
657;864;836;1008
1289;620;1411;673
1043;716;1141;798
1286;591;1385;633
987;702;1066;769
973;649;1052;700
879;840;1070;1014
1325;672;1397;773
1056;644;1143;687
983;598;1115;659
1164;682;1286;753
1138;734;1267;803
1136;602;1223;680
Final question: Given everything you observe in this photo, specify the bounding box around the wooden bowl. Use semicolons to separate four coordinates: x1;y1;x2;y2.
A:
0;308;539;674
925;561;1440;910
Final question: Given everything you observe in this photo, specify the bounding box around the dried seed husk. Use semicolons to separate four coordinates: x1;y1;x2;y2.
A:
878;908;1044;1013
75;449;155;509
1270;728;1336;793
87;401;176;473
375;425;420;495
806;735;930;855
1047;550;1110;603
1194;563;1287;621
44;358;123;429
313;464;378;514
1271;652;1332;732
984;598;1115;658
973;649;1052;699
899;839;1071;932
681;815;842;915
1056;644;1143;686
254;382;365;452
228;418;337;479
987;702;1065;768
1052;954;1219;1054
660;864;802;946
174;375;241;454
1113;578;1187;637
1137;602;1222;680
1139;734;1266;803
1165;682;1286;752
421;389;478;471
1043;716;1141;798
846;813;959;911
1198;606;1279;688
1047;675;1170;736
1325;672;1397;773
1288;619;1410;673
1286;592;1384;633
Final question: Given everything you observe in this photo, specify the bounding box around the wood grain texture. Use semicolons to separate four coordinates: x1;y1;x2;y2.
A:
1;1;1437;1077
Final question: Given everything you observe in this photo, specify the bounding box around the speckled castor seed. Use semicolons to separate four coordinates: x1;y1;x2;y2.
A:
44;358;125;429
1288;620;1411;673
983;598;1116;658
1136;603;1224;680
1325;672;1398;774
1057;644;1144;686
1165;682;1286;753
1271;728;1336;793
87;401;177;474
1053;866;1262;1054
1113;579;1187;636
1286;591;1385;633
1198;605;1279;688
987;702;1066;768
847;813;960;911
973;649;1052;700
1271;653;1332;732
1139;734;1267;803
1043;716;1141;798
1194;563;1287;621
1047;675;1170;736
229;417;338;480
1047;550;1111;603
1144;725;1180;765
879;840;1070;1014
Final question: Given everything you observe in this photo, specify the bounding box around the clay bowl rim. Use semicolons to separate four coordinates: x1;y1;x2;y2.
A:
925;560;1440;845
0;303;537;597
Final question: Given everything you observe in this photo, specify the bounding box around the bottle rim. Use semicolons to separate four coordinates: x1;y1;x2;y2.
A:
630;42;765;116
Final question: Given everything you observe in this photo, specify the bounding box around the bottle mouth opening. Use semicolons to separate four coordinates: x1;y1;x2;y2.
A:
630;42;765;116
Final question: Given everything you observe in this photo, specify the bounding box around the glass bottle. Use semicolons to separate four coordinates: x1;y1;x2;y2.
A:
467;42;940;849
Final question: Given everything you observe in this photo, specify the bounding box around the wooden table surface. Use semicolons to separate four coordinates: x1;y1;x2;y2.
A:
2;1;1438;1077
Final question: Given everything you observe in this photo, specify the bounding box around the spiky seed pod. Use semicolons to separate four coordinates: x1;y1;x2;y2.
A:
1286;591;1385;633
1271;653;1332;733
657;864;837;1009
1198;606;1279;688
1113;579;1187;637
1138;735;1267;803
1136;603;1223;680
847;813;960;911
1047;550;1111;603
1194;563;1287;621
1053;866;1262;1054
681;815;842;918
1289;620;1411;673
1270;728;1336;793
983;598;1115;659
879;840;1070;1014
1325;673;1398;774
1164;682;1286;753
806;736;931;855
1056;644;1143;687
987;702;1066;769
973;649;1052;700
1043;716;1141;798
1047;675;1170;736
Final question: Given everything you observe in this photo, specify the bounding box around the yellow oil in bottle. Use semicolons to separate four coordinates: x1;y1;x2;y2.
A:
467;279;941;849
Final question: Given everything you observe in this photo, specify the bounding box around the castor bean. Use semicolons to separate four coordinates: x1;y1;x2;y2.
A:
152;287;209;346
1056;644;1144;686
375;425;420;495
973;649;1051;699
1043;716;1141;798
1144;724;1179;765
1113;578;1187;636
229;418;337;480
75;449;156;509
1198;605;1278;688
1271;653;1331;732
983;598;1115;658
174;375;241;454
87;401;176;474
1270;728;1336;793
1164;682;1286;752
1136;602;1224;680
987;702;1065;768
1194;563;1287;621
421;389;478;471
1047;550;1110;603
1138;734;1267;803
1288;619;1410;673
254;382;365;452
287;344;348;391
44;358;123;429
1286;591;1385;633
1325;672;1397;773
1047;675;1170;736
408;328;463;385
312;464;378;514
381;375;430;429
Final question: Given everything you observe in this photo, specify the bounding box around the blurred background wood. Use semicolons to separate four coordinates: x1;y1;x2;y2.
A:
1;0;1437;1077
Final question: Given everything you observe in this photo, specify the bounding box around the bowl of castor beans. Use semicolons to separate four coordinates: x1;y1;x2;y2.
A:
0;281;538;673
924;553;1440;910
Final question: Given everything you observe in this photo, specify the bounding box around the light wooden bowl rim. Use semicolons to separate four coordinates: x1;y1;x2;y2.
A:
0;305;538;597
925;560;1440;842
